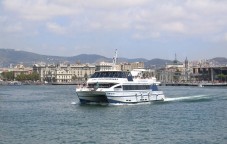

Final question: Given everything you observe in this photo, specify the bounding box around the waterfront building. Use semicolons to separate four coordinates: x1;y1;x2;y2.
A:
55;69;72;83
192;66;227;82
131;62;144;70
33;64;56;82
95;61;144;72
33;63;96;82
13;64;33;78
121;63;131;71
121;62;145;71
131;68;156;78
0;64;33;80
156;56;190;83
189;59;227;82
95;61;122;71
95;62;114;71
32;61;145;83
70;63;95;81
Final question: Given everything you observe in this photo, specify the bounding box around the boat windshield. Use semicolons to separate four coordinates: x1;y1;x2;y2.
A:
91;71;130;78
88;83;116;88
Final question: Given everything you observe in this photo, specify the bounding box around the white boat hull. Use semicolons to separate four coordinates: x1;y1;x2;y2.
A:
77;89;165;104
106;91;165;103
76;90;108;103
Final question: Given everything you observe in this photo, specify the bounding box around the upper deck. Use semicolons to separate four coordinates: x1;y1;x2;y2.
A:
90;71;132;79
87;71;133;87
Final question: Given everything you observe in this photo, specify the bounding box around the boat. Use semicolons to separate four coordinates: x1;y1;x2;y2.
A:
76;50;165;104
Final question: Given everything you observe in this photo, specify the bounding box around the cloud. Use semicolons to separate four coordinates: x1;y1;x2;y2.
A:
5;23;23;33
1;0;148;21
132;32;160;40
161;22;186;33
79;0;149;9
224;33;227;42
1;0;227;54
2;0;80;21
0;15;23;33
46;22;66;34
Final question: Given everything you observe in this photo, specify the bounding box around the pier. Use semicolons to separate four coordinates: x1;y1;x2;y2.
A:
161;82;227;87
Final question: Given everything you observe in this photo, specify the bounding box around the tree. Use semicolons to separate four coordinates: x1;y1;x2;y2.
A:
29;72;40;81
72;75;77;80
217;74;226;82
15;72;40;81
15;73;27;81
2;71;14;81
84;73;88;81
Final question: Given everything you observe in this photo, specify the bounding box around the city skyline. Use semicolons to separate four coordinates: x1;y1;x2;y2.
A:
0;0;227;61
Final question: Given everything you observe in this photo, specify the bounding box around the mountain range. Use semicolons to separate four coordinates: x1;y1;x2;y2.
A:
0;48;226;68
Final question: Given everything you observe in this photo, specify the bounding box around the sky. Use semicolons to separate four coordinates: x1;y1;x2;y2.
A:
0;0;227;61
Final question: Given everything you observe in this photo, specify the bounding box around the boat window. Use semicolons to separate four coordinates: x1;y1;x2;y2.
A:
115;85;122;88
118;72;121;78
91;71;131;78
122;85;150;90
88;83;117;88
151;84;158;91
105;72;110;77
113;72;118;78
107;73;110;77
121;72;124;78
91;72;97;78
109;72;114;77
96;72;101;78
99;72;104;77
123;72;127;78
93;72;98;78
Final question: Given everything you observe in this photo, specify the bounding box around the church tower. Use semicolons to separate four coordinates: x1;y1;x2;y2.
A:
185;57;189;69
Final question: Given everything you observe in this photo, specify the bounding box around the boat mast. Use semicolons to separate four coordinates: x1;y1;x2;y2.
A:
112;49;118;70
113;49;118;65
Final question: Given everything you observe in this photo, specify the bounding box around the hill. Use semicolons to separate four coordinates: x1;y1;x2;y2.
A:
0;49;154;67
210;57;227;66
145;58;173;69
1;48;173;68
0;49;66;67
0;49;111;67
1;48;226;68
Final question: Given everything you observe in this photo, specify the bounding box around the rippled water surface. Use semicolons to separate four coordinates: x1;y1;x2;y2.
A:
0;85;227;144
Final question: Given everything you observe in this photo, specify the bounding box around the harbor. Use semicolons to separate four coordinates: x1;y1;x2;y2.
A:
1;85;226;143
1;1;227;144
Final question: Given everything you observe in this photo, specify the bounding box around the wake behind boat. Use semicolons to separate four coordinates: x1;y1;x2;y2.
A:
75;50;165;104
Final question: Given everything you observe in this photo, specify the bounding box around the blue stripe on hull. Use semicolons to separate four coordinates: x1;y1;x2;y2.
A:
107;99;137;104
107;95;148;98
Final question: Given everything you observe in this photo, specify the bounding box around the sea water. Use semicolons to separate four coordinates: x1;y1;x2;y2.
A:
0;85;226;144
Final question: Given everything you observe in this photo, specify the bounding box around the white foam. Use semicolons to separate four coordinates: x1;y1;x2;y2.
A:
109;101;151;106
164;95;208;102
71;101;77;105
